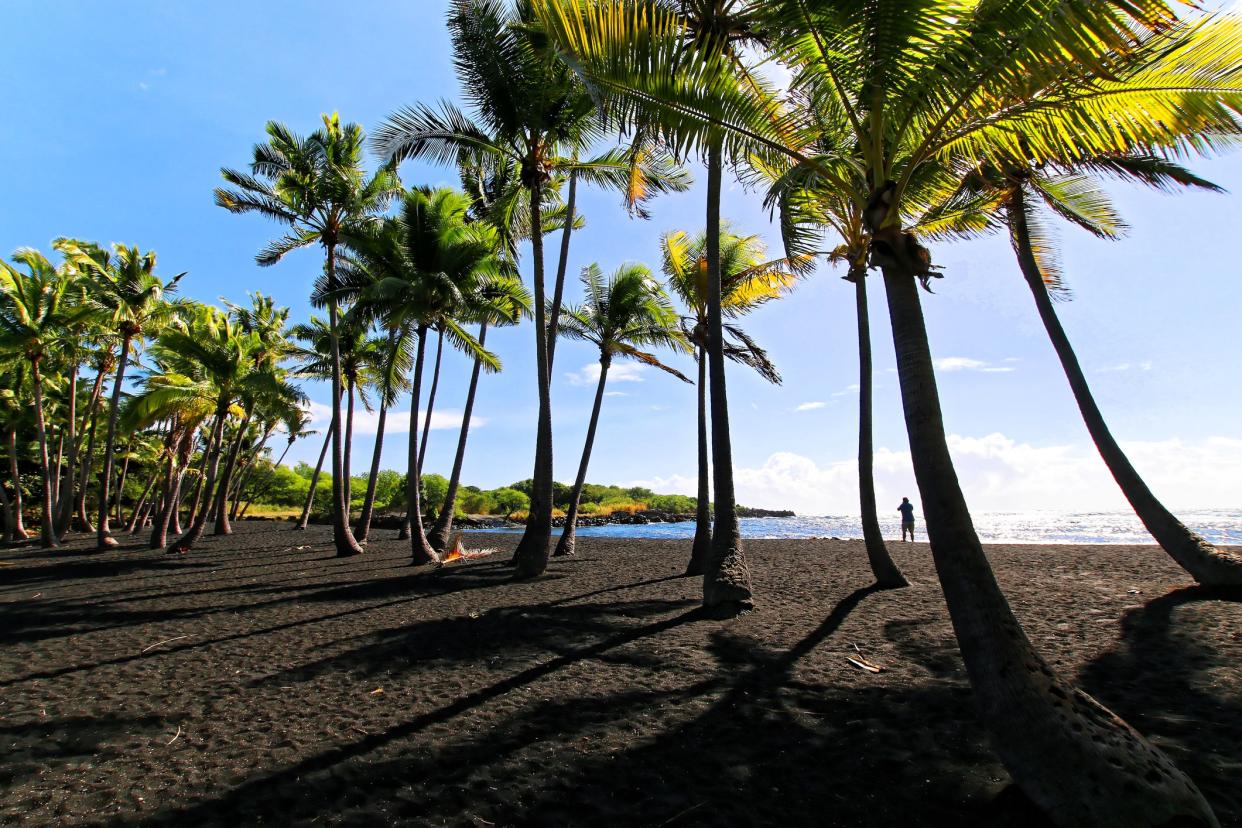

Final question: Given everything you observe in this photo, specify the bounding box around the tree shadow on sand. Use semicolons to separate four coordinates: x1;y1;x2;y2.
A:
0;714;166;787
1078;585;1242;825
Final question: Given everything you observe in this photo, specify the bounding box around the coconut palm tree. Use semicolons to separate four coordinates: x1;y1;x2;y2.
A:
943;155;1242;584
55;239;184;549
332;189;500;563
553;262;689;556
660;226;801;576
533;0;1239;820
350;325;412;543
215;113;401;557
0;249;92;547
427;271;530;553
0;381;30;542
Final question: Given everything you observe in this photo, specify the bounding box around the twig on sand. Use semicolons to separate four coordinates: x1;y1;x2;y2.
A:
166;725;182;746
141;635;190;653
846;656;883;674
659;802;705;826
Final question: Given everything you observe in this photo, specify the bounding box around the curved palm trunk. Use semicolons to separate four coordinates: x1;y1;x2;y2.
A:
239;438;293;520
126;473;159;533
853;268;907;588
355;401;389;544
150;451;181;549
212;411;250;536
417;328;443;478
75;366;109;533
296;414;335;530
405;324;439;565
702;138;753;612
429;322;488;553
343;383;356;517
1009;191;1242;585
113;452;130;525
96;336;133;548
229;428;273;520
54;363;79;536
879;247;1216;827
546;171;577;371
554;355;610;557
168;402;229;554
6;428;28;540
686;347;712;575
514;178;555;578
50;431;64;520
325;243;363;557
29;358;59;548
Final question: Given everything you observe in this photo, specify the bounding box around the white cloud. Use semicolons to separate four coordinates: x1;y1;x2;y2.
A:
1099;361;1153;373
604;391;628;397
303;400;485;435
566;361;646;387
934;356;1015;373
630;434;1242;515
831;384;861;397
137;81;150;92
795;401;827;411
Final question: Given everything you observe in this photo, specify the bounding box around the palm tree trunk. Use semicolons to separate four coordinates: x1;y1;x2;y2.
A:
546;170;577;371
325;242;363;557
126;473;158;533
229;428;272;521
54;362;79;536
96;334;132;549
113;452;130;525
343;383;355;517
514;176;555;578
240;438;293;520
354;401;389;544
150;450;180;549
1009;190;1242;585
686;347;712;575
296;413;335;531
212;411;250;536
854;266;908;588
554;355;610;557
0;474;14;544
75;365;109;533
702;137;753;612
29;358;59;548
50;430;64;516
417;328;443;478
429;322;487;553
168;401;229;554
405;324;439;564
6;428;28;539
878;246;1215;827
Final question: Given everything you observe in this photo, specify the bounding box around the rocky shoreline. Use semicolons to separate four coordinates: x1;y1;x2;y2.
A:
251;506;796;531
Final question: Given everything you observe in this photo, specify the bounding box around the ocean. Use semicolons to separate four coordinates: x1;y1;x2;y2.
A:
470;508;1242;545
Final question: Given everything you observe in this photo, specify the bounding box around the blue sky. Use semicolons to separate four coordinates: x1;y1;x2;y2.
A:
3;1;1239;515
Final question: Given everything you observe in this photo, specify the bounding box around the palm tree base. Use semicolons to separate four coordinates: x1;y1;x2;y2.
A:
702;546;754;614
96;535;119;550
336;547;363;558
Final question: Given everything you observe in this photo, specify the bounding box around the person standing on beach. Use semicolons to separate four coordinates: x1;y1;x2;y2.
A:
898;497;916;542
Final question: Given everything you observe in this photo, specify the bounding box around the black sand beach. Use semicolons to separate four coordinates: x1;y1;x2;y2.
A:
1;523;1238;826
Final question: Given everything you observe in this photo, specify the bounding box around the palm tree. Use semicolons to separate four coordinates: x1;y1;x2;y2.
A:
956;156;1242;584
553;263;689;556
0;249;90;547
216;113;400;557
56;239;184;549
660;226;800;576
427;271;530;553
534;0;1236;820
375;0;608;578
350;325;412;543
0;382;30;542
333;189;500;563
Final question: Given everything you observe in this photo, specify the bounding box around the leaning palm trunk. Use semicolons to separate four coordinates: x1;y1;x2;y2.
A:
546;171;577;370
554;355;610;558
343;384;356;517
113;452;130;525
354;400;390;543
296;414;335;530
126;473;159;533
54;363;79;536
417;328;443;478
168;402;229;554
239;438;294;520
75;366;109;533
212;410;251;536
686;348;712;575
229;428;273;521
878;241;1216;828
853;267;907;588
405;324;439;565
702;138;753;612
96;334;133;548
514;181;555;577
150;451;181;549
6;428;27;540
429;322;488;553
29;358;59;548
325;244;363;557
1009;191;1242;586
